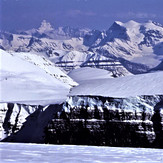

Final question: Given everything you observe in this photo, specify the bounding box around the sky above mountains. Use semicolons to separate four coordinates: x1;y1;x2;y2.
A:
1;0;163;31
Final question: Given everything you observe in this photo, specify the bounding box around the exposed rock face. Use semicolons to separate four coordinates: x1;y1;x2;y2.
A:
1;95;163;147
0;103;40;140
45;95;163;148
0;103;62;143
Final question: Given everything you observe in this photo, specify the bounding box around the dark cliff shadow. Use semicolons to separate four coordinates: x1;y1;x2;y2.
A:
3;103;14;135
2;104;63;143
152;100;163;148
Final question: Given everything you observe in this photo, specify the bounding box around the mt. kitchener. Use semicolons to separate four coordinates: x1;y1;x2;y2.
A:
0;20;163;76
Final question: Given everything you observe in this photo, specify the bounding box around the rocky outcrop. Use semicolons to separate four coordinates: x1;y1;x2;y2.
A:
1;95;163;147
45;95;163;148
0;103;40;140
0;103;62;143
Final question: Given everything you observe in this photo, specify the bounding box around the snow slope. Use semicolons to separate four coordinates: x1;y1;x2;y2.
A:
11;52;77;87
68;67;113;83
0;143;163;163
0;50;72;105
71;71;163;98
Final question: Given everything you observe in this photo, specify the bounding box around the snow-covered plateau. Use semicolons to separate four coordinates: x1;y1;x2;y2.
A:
70;71;163;97
0;143;163;163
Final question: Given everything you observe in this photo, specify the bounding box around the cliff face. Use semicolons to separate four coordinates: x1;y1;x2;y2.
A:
45;95;163;148
0;103;62;143
0;103;39;140
1;95;163;147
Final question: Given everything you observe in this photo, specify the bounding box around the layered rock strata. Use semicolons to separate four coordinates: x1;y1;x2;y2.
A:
45;95;163;148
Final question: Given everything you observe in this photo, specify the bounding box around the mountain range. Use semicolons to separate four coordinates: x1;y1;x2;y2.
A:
1;20;163;76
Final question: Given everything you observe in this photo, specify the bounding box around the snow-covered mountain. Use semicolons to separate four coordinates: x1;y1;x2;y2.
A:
1;20;163;76
55;50;132;76
86;20;163;67
0;31;87;53
20;20;90;39
0;49;77;105
0;49;77;140
10;51;77;87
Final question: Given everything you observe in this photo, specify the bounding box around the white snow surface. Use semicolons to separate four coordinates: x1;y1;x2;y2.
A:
10;51;77;87
0;143;163;163
71;71;163;98
68;67;113;83
0;50;71;105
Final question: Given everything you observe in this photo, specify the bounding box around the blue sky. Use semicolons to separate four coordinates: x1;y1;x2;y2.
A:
1;0;163;31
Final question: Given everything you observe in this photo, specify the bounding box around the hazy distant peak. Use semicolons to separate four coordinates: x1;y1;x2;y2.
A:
113;20;140;28
111;20;163;29
38;20;54;33
123;20;140;27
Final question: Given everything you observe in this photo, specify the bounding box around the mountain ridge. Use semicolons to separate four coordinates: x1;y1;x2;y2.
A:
0;20;163;76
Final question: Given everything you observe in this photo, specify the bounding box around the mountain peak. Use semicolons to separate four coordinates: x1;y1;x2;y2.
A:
124;20;140;27
112;20;140;30
114;21;123;26
113;20;139;28
38;20;54;33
